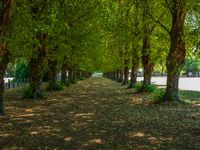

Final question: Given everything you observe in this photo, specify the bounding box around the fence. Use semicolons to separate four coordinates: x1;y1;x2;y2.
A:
4;78;30;89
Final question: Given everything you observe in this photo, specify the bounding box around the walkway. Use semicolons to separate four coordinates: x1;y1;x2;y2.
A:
0;78;200;149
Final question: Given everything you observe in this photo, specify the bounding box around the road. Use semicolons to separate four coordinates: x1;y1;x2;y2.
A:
137;77;200;91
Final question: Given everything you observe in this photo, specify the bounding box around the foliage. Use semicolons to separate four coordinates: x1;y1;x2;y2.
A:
5;63;15;77
15;63;30;79
22;87;35;99
149;88;165;103
46;83;64;91
134;83;157;93
183;58;200;73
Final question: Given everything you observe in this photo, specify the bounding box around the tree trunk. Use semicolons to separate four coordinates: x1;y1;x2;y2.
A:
0;0;13;115
116;69;119;81
61;63;68;84
72;70;76;82
47;59;57;91
128;0;140;89
143;63;154;85
118;69;123;83
68;68;73;81
142;1;154;87
0;46;9;115
29;33;46;99
123;63;129;85
128;63;138;88
164;0;186;102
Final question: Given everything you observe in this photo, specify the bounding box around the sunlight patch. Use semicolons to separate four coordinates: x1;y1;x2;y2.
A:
64;137;73;142
30;131;38;135
127;131;145;138
0;133;14;137
89;138;103;144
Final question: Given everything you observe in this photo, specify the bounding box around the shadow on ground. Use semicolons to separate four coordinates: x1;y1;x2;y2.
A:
0;78;200;149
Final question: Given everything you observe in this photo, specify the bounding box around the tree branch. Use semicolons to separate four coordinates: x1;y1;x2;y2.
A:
164;0;174;14
150;11;166;32
70;2;101;27
147;11;171;35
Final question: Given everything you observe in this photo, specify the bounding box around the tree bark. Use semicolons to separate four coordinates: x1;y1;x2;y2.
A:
72;70;77;82
123;66;129;85
61;63;68;84
142;4;154;86
47;59;57;91
118;69;123;83
128;0;140;88
116;69;119;81
164;0;186;102
0;53;9;115
68;68;73;81
143;63;154;85
0;0;13;115
29;33;46;99
128;63;138;88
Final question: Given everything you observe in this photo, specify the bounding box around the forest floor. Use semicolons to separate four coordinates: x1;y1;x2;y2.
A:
0;77;200;150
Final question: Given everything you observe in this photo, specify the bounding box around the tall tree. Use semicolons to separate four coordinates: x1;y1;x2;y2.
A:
141;0;155;87
0;0;13;115
163;0;186;102
129;0;141;88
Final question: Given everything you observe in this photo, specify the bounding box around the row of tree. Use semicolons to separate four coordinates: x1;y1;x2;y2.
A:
0;0;104;115
102;0;199;101
0;0;199;115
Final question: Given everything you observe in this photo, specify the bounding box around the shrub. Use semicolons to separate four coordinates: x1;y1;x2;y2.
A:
133;83;143;92
23;87;34;99
149;88;165;103
143;84;157;93
61;80;71;87
23;87;46;99
133;83;157;93
70;80;77;84
46;84;64;91
79;77;84;80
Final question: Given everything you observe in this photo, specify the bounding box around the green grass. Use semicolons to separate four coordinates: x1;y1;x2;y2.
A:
180;90;200;103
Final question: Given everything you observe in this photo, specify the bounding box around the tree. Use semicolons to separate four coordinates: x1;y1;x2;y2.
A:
0;0;13;115
163;0;186;102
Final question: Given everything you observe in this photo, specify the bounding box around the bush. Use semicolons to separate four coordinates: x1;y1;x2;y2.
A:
133;83;143;92
149;89;165;103
70;80;77;84
79;77;85;80
23;87;34;99
23;87;46;99
46;84;64;91
61;80;71;87
133;83;157;93
143;84;157;92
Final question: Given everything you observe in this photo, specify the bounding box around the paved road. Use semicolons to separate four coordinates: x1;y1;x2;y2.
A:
137;77;200;91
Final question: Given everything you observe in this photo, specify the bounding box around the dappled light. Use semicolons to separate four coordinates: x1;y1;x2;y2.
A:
127;131;145;138
0;77;200;149
0;133;15;138
89;138;103;144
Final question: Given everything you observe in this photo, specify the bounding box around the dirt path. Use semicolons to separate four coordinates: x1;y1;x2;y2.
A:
0;78;200;150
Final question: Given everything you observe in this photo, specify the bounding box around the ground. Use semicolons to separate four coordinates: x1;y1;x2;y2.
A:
0;77;200;150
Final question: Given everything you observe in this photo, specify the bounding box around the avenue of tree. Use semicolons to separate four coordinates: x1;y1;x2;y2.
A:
0;0;199;114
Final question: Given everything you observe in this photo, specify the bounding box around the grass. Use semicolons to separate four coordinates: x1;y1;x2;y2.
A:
0;77;200;149
180;90;200;104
